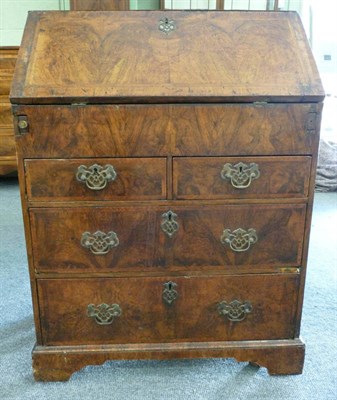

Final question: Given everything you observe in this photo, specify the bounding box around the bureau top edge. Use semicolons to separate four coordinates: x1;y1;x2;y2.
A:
9;95;325;106
10;10;324;105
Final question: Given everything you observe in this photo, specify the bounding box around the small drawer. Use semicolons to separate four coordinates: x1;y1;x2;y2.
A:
30;204;306;273
37;274;299;346
173;156;312;199
25;158;167;201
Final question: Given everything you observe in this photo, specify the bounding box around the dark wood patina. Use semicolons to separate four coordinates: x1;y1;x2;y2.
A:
11;10;324;380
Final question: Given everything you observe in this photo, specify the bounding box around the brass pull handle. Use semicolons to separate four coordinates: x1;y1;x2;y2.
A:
221;228;258;252
220;162;260;189
81;230;119;255
87;303;122;325
162;281;178;306
161;210;179;238
76;163;117;190
217;300;252;322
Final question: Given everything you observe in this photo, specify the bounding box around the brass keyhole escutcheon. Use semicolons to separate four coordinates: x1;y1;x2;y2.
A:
162;281;178;306
161;210;179;238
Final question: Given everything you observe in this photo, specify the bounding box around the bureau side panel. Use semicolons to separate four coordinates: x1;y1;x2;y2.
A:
293;102;322;336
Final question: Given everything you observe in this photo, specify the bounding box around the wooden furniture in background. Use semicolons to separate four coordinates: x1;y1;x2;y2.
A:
0;47;19;176
11;10;324;381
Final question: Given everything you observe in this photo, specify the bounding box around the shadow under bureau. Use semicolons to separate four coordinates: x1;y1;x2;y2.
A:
10;10;324;381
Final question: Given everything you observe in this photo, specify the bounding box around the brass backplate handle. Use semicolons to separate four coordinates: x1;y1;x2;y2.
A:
221;162;260;189
217;299;252;322
162;281;178;306
87;303;122;325
221;228;258;252
76;163;117;190
81;230;119;255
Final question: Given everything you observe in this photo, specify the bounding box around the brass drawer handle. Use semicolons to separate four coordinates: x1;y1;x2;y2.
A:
221;162;260;189
87;303;122;325
81;230;119;255
161;210;179;238
162;281;178;306
217;299;252;322
76;163;117;190
221;228;258;252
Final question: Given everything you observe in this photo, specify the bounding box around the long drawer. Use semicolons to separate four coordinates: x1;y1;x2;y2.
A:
173;156;312;199
25;158;167;201
30;204;306;273
37;274;299;346
14;103;318;157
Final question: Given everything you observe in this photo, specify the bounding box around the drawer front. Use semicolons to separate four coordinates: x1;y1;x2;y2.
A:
174;156;312;199
25;158;167;201
15;103;318;158
30;204;306;273
37;274;299;346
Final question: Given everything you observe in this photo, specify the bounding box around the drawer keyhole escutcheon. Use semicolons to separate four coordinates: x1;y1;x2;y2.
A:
221;162;260;189
81;230;119;255
87;303;122;325
76;163;117;190
158;17;176;34
217;300;252;322
221;228;258;252
162;281;178;306
161;210;179;238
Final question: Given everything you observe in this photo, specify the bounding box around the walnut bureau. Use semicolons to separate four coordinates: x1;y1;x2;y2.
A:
10;11;324;381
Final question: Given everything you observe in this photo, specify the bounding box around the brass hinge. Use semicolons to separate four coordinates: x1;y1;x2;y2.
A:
306;110;317;135
279;267;300;274
253;101;268;106
15;115;29;136
71;102;87;107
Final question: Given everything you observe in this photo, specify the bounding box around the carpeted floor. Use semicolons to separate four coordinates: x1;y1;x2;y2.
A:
0;179;336;400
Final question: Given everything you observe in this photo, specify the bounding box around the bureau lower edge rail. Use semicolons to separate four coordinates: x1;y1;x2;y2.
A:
32;338;305;381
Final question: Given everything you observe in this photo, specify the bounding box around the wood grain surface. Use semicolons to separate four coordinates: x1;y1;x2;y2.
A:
13;104;318;157
32;339;305;380
173;156;312;199
29;204;306;273
0;47;18;174
25;158;167;201
37;273;299;346
11;9;323;380
10;11;324;104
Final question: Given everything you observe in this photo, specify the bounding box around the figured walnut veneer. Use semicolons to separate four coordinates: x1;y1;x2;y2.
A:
11;11;324;381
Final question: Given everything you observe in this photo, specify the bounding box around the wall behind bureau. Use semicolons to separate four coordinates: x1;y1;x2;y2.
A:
0;0;70;46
